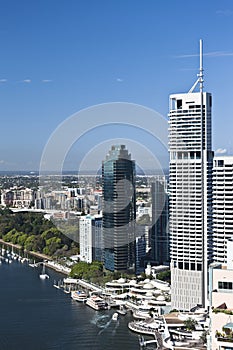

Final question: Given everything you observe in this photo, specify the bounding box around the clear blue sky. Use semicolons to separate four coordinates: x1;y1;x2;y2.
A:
1;0;233;171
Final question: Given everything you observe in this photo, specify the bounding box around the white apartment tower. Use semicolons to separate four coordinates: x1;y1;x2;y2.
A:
169;40;213;311
79;214;103;263
213;156;233;263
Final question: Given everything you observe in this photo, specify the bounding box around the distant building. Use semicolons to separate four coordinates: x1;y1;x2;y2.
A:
135;234;146;274
79;214;103;263
1;188;35;208
150;177;169;265
212;156;233;263
102;145;136;272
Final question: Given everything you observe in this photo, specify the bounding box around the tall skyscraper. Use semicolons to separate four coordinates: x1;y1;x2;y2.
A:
102;145;136;272
169;40;213;311
212;156;233;263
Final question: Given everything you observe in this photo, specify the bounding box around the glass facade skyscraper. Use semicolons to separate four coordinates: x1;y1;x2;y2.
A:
102;145;136;272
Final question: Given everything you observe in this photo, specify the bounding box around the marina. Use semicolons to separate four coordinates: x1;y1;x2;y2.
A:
0;243;208;349
0;254;140;350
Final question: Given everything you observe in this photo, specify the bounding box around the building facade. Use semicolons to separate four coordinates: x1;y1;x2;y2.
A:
169;68;213;310
209;240;233;350
213;156;233;264
79;214;103;263
102;145;136;272
150;176;169;265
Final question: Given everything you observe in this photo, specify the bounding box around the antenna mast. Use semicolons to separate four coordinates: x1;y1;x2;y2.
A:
188;39;204;93
199;39;204;93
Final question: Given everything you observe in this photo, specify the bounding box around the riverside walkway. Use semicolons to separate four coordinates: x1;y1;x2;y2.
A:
62;278;103;294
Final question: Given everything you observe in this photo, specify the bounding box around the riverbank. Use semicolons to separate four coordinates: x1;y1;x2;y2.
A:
0;238;52;260
0;238;71;275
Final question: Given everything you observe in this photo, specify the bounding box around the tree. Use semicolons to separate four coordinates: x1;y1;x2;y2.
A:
156;270;171;283
41;228;60;241
43;237;61;256
184;318;198;331
69;261;103;281
3;231;14;242
24;235;37;251
17;233;28;246
200;330;208;344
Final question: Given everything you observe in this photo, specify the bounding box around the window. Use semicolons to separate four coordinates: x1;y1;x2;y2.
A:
177;99;182;109
218;281;233;290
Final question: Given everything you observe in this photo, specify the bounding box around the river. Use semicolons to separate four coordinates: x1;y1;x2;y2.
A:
0;254;144;350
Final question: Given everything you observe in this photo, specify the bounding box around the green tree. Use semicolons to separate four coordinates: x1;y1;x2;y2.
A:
43;237;61;256
17;233;28;246
184;318;198;331
156;270;171;283
24;235;37;251
3;230;14;242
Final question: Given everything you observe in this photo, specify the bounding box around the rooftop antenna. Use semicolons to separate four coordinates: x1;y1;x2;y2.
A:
188;39;204;93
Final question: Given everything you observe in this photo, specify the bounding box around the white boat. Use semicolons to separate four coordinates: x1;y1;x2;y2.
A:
39;263;49;279
29;260;37;267
117;305;127;315
86;295;108;310
112;312;119;321
71;290;88;302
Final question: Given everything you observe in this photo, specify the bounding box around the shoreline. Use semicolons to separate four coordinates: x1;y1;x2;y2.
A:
0;238;69;275
0;238;52;261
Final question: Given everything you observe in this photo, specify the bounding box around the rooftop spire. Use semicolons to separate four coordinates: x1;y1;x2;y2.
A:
188;39;204;93
199;39;204;93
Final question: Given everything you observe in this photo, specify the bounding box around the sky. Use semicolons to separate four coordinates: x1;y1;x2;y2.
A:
1;0;233;172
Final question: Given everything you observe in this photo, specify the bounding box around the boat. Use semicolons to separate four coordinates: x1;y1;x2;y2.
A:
71;290;88;302
117;305;127;315
29;259;37;267
112;312;119;321
86;295;108;310
39;262;49;279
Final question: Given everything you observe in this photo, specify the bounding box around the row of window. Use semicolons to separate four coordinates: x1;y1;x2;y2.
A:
218;281;233;290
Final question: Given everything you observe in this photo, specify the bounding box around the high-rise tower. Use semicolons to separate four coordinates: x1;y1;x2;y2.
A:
169;40;213;310
102;145;136;272
212;156;233;264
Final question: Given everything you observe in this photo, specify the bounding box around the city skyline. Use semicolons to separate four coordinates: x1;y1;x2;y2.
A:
0;0;233;171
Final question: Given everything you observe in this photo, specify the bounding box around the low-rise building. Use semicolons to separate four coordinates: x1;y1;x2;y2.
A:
209;239;233;349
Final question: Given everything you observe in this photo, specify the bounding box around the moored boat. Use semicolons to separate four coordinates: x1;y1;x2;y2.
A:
71;290;88;302
86;295;108;310
39;262;49;279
